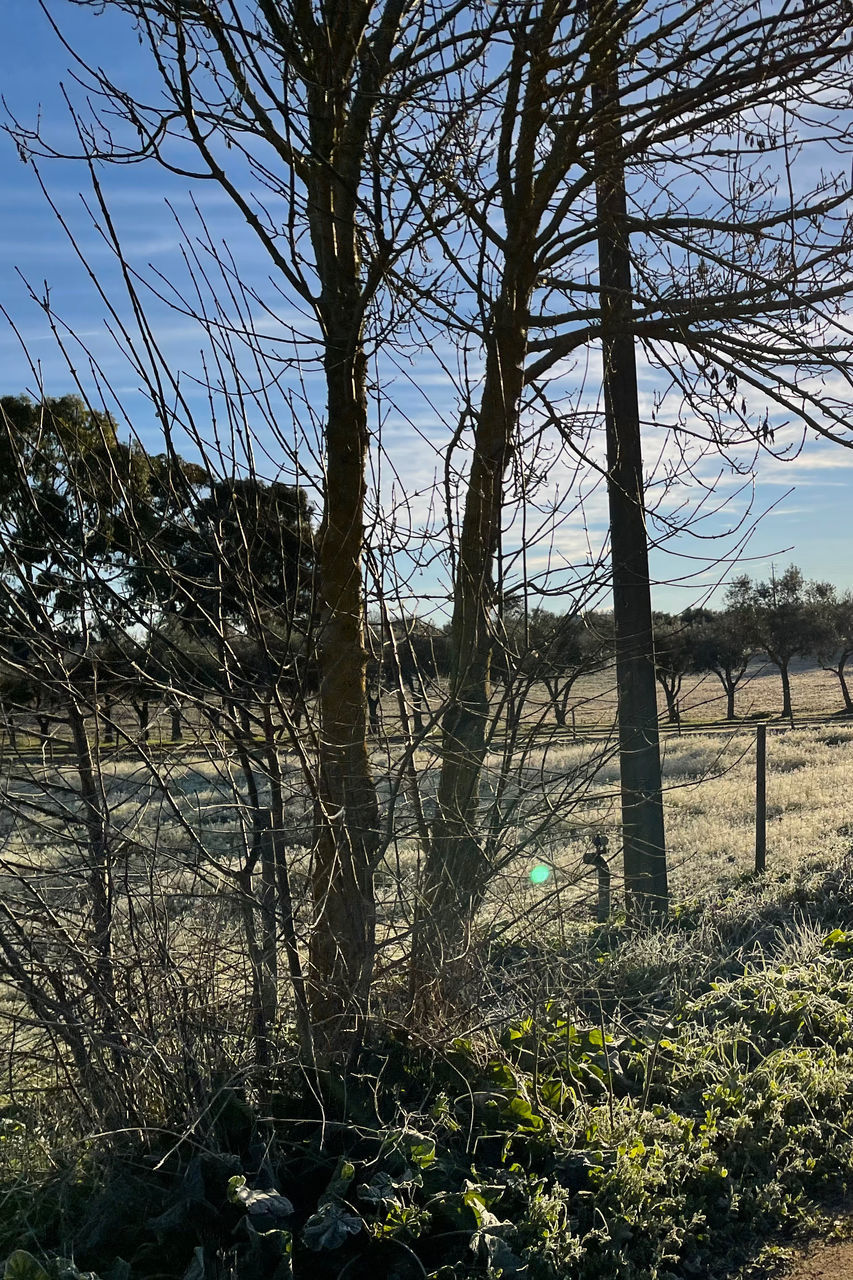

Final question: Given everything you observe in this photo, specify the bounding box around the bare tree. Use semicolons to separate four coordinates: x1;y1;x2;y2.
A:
652;613;698;727
409;0;853;961
814;592;853;715
17;0;504;1064
4;0;852;1074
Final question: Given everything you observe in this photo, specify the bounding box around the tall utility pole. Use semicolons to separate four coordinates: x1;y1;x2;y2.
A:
589;0;669;915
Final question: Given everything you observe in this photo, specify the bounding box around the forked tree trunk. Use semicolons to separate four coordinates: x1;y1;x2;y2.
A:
133;697;150;742
543;677;564;727
711;666;743;720
591;0;668;917
657;678;680;725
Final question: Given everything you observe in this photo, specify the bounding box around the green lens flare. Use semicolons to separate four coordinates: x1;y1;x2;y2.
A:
529;864;551;885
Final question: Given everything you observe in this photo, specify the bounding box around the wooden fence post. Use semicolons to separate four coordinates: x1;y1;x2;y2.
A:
755;723;767;874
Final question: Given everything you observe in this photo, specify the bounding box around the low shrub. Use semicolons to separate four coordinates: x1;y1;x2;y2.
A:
5;860;853;1279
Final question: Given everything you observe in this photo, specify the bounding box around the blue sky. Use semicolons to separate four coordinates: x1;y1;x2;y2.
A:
1;0;852;616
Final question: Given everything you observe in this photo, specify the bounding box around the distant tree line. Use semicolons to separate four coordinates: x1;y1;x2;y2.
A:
0;400;848;749
652;567;853;724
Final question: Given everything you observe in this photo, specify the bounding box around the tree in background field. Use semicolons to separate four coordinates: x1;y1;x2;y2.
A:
527;610;612;730
652;613;697;725
689;609;754;721
0;394;145;639
726;567;832;722
813;591;853;715
130;474;314;639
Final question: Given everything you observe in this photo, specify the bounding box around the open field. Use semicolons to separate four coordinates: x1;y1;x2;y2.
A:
1;665;848;949
471;716;853;941
0;658;849;1080
433;663;853;936
531;656;853;732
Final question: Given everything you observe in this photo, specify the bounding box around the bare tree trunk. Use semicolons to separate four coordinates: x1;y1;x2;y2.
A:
658;679;680;725
412;278;533;1008
262;705;317;1081
838;663;853;714
543;677;564;727
238;701;252;740
293;2;410;1064
780;662;793;722
134;697;150;742
67;699;115;1006
236;863;275;1080
591;0;668;917
65;696;139;1124
258;810;278;1070
410;686;425;736
231;728;278;1075
309;340;379;1062
367;689;381;736
102;692;115;744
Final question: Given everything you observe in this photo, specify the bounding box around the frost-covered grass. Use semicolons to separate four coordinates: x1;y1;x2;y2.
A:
1;668;852;1280
0;665;849;963
545;656;850;728
475;707;853;935
491;721;850;921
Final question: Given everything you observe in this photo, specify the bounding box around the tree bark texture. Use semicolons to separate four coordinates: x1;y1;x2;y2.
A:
779;662;793;722
412;277;533;1007
591;0;668;916
303;21;383;1058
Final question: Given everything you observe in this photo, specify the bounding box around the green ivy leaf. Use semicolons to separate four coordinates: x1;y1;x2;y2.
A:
358;1167;421;1209
321;1159;355;1205
405;1133;437;1169
4;1254;51;1280
233;1186;294;1222
505;1095;544;1131
302;1202;363;1251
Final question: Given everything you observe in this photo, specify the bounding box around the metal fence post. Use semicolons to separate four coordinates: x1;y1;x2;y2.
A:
755;723;767;874
584;834;611;922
